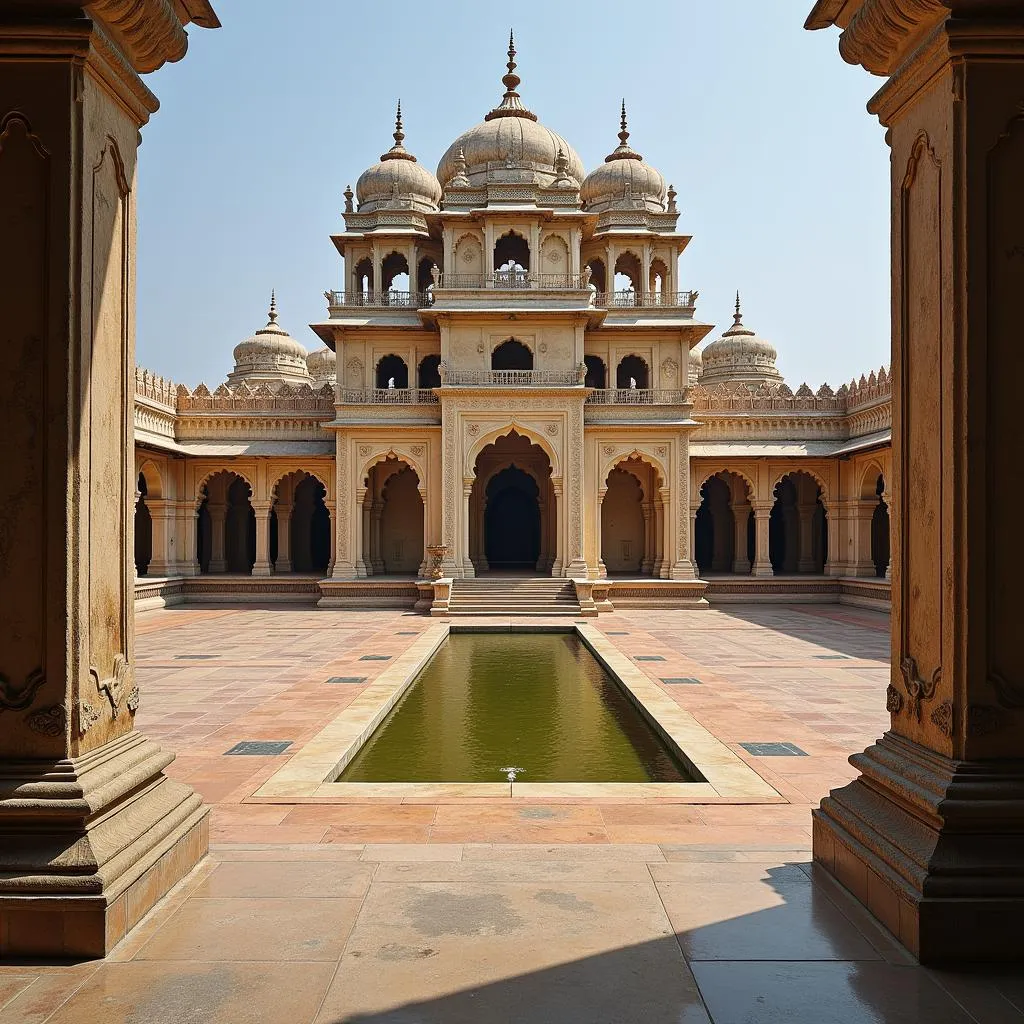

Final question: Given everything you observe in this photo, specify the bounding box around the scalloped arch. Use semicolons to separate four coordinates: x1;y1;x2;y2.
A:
772;467;830;506
136;457;165;499
466;424;560;480
601;448;669;493
271;467;333;503
195;466;255;500
694;467;756;502
359;448;426;496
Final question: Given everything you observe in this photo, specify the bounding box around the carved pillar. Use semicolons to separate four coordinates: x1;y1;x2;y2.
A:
331;436;358;579
848;498;877;577
551;479;565;577
808;1;1024;963
0;8;213;958
732;502;752;574
653;492;667;578
356;491;370;578
565;407;588;577
275;509;293;573
751;503;774;577
323;499;336;576
462;480;475;577
370;499;385;573
251;502;272;576
180;499;200;577
689;505;699;570
640;503;654;575
207;502;227;573
670;435;696;580
146;498;174;577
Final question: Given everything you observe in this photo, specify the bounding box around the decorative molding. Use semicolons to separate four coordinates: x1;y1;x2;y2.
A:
886;683;904;715
836;0;947;76
900;654;942;720
88;653;132;714
929;699;954;737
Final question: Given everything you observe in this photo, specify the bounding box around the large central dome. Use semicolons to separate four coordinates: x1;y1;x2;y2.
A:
436;34;584;190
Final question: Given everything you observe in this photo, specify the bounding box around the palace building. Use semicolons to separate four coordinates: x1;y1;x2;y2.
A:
132;38;892;615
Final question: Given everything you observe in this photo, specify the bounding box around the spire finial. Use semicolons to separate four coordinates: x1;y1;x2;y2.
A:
485;29;537;121
734;290;742;325
619;99;629;145
604;98;643;163
268;289;278;324
394;99;404;147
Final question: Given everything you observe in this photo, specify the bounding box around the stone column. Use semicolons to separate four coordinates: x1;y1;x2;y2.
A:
551;479;565;577
640;503;654;575
848;498;877;577
354;488;370;578
146;498;175;577
180;500;200;577
808;0;1024;963
0;6;215;958
323;500;336;576
732;503;752;574
653;492;667;578
252;502;273;576
462;480;475;577
207;502;227;572
796;502;817;573
751;503;774;577
275;509;293;573
370;499;385;573
689;505;699;569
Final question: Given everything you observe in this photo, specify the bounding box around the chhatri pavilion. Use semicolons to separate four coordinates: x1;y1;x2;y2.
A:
132;37;892;615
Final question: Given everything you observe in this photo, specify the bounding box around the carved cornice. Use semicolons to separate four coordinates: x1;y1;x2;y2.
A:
838;0;947;75
85;0;194;73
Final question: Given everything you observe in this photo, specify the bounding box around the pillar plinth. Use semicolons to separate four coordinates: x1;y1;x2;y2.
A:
751;504;774;577
808;2;1024;962
0;9;216;957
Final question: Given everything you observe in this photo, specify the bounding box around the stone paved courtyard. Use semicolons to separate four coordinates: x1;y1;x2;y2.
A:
2;604;1021;1021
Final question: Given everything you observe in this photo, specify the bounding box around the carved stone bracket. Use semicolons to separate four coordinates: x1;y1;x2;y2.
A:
0;667;45;712
900;654;941;720
88;653;133;715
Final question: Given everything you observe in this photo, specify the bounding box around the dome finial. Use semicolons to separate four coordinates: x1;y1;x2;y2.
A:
734;290;743;325
268;289;278;325
485;30;537;122
619;99;629;146
380;98;415;162
604;98;643;163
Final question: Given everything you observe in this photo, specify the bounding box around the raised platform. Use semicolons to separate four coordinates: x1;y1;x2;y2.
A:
134;573;890;614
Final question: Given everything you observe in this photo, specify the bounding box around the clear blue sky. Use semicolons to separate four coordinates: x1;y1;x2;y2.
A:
138;0;889;389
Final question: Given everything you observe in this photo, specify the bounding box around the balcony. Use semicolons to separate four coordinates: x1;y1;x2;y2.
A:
441;368;585;387
595;291;697;311
325;290;426;311
338;388;439;404
585;388;690;405
436;272;591;290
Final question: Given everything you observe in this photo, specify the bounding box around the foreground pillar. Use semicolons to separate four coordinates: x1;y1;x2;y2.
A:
0;5;217;958
807;0;1024;962
750;503;773;577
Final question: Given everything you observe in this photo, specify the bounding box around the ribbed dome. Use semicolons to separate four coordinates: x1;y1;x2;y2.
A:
699;295;783;387
436;34;584;189
355;102;441;213
581;103;665;213
688;344;703;386
306;346;337;384
229;294;311;386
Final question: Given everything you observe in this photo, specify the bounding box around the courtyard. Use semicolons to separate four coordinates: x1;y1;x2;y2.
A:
3;604;1020;1022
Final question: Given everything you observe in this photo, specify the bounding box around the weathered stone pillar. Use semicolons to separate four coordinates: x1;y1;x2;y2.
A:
179;500;200;576
146;498;175;577
207;502;227;573
808;0;1024;962
850;498;877;577
323;500;336;576
275;509;293;572
751;503;774;577
0;4;216;958
370;499;385;573
732;503;752;574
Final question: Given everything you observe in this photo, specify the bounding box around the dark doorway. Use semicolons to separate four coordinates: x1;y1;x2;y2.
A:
584;355;606;389
376;354;409;388
492;339;533;371
485;466;540;570
616;355;649;389
418;354;442;388
134;471;152;576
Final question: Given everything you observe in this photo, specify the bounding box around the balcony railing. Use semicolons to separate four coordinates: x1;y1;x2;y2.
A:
442;368;585;387
339;388;439;404
436;272;591;290
596;291;698;309
326;290;426;308
586;388;689;405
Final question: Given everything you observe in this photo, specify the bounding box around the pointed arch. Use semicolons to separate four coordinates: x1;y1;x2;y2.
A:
465;424;561;481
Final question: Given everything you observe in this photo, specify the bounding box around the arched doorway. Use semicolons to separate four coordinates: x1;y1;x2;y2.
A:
601;457;664;577
418;354;441;388
616;354;649;389
272;472;330;574
584;355;606;389
694;471;754;575
493;231;530;286
362;457;424;576
134;471;152;576
871;473;890;577
376;354;408;388
485;467;540;570
197;470;254;574
470;431;556;575
491;339;533;371
770;471;827;574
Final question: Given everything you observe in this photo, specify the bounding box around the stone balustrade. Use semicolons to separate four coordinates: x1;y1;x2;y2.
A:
586;388;689;405
338;388;439;405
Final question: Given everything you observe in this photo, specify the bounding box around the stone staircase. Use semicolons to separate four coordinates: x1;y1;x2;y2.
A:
446;577;582;616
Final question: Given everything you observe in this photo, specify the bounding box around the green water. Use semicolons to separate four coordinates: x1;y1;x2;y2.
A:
337;633;695;783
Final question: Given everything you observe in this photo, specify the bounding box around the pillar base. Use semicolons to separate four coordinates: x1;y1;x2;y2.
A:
812;731;1024;963
669;560;696;580
0;732;208;958
751;561;774;578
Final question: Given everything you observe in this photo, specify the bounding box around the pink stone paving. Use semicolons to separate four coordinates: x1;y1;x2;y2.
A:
134;603;890;847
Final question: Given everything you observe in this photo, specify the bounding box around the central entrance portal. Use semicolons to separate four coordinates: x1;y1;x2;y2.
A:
485;467;540;569
470;430;557;575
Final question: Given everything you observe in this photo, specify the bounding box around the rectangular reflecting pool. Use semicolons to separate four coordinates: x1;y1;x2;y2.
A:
337;632;697;784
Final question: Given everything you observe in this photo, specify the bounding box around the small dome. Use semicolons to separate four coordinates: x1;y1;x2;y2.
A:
699;294;783;387
306;346;336;384
581;103;665;213
355;102;442;213
229;293;311;386
687;344;702;386
436;34;584;190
